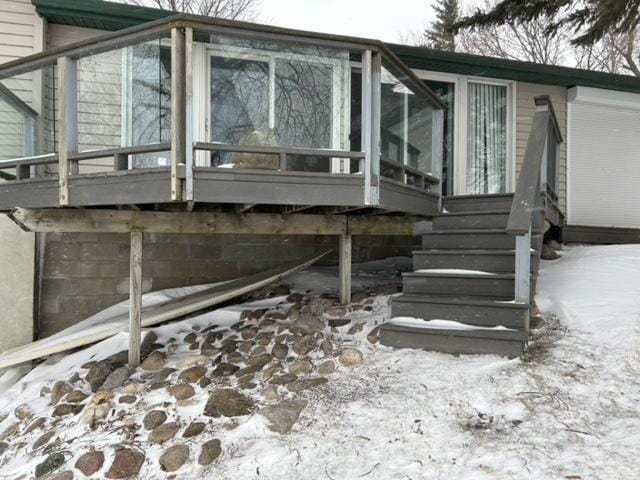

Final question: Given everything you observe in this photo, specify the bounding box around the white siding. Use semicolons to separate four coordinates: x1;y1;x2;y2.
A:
567;86;640;228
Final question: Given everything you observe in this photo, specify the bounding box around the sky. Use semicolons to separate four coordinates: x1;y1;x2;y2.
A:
258;0;436;44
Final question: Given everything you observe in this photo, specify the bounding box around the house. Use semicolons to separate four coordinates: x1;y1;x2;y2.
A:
0;0;638;360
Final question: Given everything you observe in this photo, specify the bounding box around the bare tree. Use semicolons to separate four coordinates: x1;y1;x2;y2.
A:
574;28;640;75
126;0;261;21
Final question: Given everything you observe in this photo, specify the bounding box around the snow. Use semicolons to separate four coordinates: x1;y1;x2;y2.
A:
389;317;514;331
1;247;639;479
415;268;498;275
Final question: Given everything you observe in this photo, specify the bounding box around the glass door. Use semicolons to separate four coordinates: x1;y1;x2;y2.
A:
424;80;454;196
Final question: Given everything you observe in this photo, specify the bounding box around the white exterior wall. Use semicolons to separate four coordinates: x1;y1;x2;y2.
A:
0;0;41;352
567;86;640;228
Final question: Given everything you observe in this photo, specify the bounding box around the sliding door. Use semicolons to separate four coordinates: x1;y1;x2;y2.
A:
466;82;508;194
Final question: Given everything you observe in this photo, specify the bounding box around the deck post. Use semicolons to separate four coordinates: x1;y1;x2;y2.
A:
58;56;78;206
339;234;352;305
184;27;194;201
128;231;143;367
171;27;186;202
514;225;531;305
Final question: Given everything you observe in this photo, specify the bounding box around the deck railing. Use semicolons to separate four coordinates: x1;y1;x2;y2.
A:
0;14;445;209
507;95;563;307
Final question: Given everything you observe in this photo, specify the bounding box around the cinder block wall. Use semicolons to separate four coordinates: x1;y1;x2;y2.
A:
39;232;417;337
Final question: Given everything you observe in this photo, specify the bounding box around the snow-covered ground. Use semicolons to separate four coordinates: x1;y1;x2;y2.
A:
1;246;639;479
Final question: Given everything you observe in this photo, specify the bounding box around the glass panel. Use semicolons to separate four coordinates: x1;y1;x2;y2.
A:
0;66;56;176
200;35;351;172
380;68;405;165
76;36;171;171
467;82;507;194
424;80;454;195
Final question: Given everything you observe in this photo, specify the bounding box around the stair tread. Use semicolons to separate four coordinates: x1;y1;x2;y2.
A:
413;249;534;255
404;270;516;279
444;193;515;201
393;293;529;308
382;321;528;340
438;209;511;216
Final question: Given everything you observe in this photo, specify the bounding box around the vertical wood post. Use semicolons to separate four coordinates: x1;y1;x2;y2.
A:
184;27;194;201
514;226;531;305
58;56;78;206
339;234;352;305
128;231;143;367
171;27;186;201
115;153;128;171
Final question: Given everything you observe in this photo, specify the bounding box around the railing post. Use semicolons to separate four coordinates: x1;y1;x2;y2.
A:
184;27;194;201
128;231;143;367
171;27;186;202
361;50;380;206
339;234;352;305
514;225;531;305
58;56;78;206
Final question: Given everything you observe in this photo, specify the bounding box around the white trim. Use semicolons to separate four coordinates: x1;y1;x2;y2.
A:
566;98;572;225
568;86;640;110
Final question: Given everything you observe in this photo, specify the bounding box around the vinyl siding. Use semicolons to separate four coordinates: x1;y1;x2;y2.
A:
515;82;567;213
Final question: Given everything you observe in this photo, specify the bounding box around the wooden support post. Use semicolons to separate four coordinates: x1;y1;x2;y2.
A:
58;56;78;206
339;234;352;305
170;27;186;202
184;27;194;201
514;226;531;305
115;153;128;171
128;231;143;367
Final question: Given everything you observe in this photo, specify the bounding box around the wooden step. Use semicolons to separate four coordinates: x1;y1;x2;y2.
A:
380;321;527;358
421;230;541;250
391;294;529;329
433;210;511;231
412;249;539;274
402;270;516;298
444;193;515;212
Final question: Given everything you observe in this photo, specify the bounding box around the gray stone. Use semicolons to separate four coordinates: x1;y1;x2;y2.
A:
200;343;220;356
75;451;104;476
261;385;279;401
167;383;195;400
99;367;132;392
105;449;145;479
351;291;370;303
292;336;315;356
235;364;263;377
25;417;46;434
339;348;364;367
52;404;84;417
119;395;137;404
182;422;205;438
65;390;88;403
143;410;167;430
159;444;189;472
43;470;73;480
35;452;66;478
148;367;176;384
148;422;180;444
198;439;222;466
347;323;364;335
0;441;7;457
271;343;288;360
367;325;381;344
204;389;254;418
289;314;325;335
260;400;308;434
328;318;351;328
140;331;159;359
317;360;336;375
14;404;32;421
289;360;313;376
287;377;328;393
212;363;240;377
51;381;73;405
85;361;115;393
178;366;207;383
183;332;197;344
269;373;298;385
241;327;258;340
32;431;55;450
245;353;272;368
542;242;561;260
325;306;348;317
320;339;333;357
140;351;166;372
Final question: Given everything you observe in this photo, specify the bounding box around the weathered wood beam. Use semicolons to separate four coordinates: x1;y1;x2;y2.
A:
128;231;143;367
10;208;420;236
170;27;186;202
339;234;352;305
58;56;78;206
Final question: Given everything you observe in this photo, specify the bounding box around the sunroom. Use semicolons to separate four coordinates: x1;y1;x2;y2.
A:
0;14;445;216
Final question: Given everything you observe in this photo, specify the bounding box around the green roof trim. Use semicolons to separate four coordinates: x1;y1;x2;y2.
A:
32;0;640;94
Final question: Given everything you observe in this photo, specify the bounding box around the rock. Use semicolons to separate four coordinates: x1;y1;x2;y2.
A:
179;365;207;383
14;404;32;421
35;452;65;478
81;361;97;370
119;395;136;404
542;242;560;260
167;383;195;400
199;377;211;388
289;314;325;335
200;343;220;356
351;291;370;303
347;323;364;335
105;449;145;479
240;328;258;340
260;400;308;434
262;364;282;381
261;385;279;401
266;311;287;320
204;389;254;417
239;381;257;390
109;350;129;368
320;339;333;357
271;284;291;296
91;391;113;405
65;390;88;403
51;381;73;405
85;361;115;393
339;348;364;367
75;451;104;476
140;351;166;372
235;364;263;377
328;318;351;327
52;404;84;417
0;423;18;443
148;422;180;444
143;410;167;430
176;355;209;369
25;417;46;434
286;293;303;303
292;336;315;356
225;351;244;363
198;439;222;466
123;383;144;395
287;377;328;393
140;331;159;359
211;362;240;377
325;306;348;317
159;444;189;472
33;431;56;450
317;360;336;375
81;404;110;426
270;373;298;385
250;345;267;356
248;308;268;320
237;341;254;354
271;343;288;360
367;326;381;344
183;332;197;344
183;422;205;438
289;360;313;376
0;441;7;457
246;353;272;368
99;367;132;392
148;367;176;384
43;470;73;480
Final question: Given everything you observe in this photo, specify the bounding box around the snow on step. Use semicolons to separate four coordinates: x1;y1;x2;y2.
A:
388;317;514;331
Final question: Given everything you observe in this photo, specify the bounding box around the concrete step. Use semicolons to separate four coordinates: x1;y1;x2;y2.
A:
391;294;529;329
421;230;541;250
412;249;539;274
402;271;516;298
380;320;527;358
443;193;515;212
433;209;510;231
